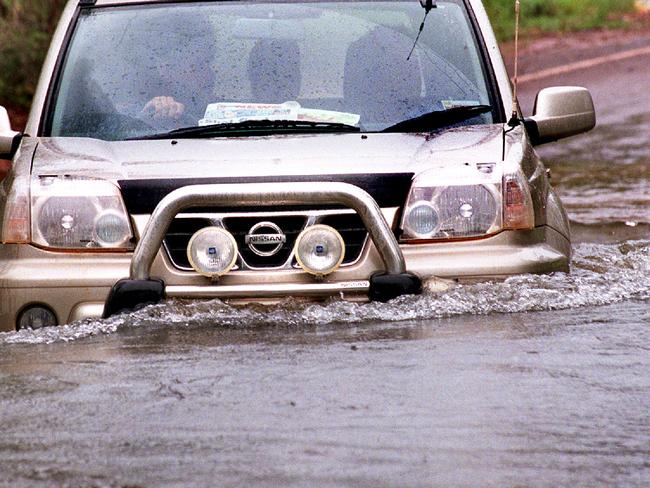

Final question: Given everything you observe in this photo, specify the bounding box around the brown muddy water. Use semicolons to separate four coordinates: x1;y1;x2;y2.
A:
1;57;650;486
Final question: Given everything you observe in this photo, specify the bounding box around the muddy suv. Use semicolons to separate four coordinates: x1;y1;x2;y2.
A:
0;0;595;330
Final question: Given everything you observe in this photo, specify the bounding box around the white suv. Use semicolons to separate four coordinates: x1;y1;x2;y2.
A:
0;0;595;330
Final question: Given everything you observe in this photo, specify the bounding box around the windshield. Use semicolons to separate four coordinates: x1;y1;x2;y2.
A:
48;0;495;140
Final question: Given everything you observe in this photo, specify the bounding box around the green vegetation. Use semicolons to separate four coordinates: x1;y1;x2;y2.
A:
0;0;640;120
0;0;66;119
484;0;638;40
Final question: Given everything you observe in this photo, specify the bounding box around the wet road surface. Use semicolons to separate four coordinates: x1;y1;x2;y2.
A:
2;298;650;487
518;38;650;242
1;41;650;487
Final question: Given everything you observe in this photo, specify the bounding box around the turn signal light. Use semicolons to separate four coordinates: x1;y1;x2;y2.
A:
503;173;535;229
1;174;30;243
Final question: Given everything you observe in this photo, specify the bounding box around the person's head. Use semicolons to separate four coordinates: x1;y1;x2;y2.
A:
127;11;217;101
344;26;421;122
248;39;301;103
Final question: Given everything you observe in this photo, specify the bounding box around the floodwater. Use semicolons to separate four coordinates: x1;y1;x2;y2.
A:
1;55;650;486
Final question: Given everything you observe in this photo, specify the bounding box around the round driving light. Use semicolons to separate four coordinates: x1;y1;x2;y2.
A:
17;305;58;330
406;202;439;237
94;210;131;247
294;224;345;276
187;227;238;277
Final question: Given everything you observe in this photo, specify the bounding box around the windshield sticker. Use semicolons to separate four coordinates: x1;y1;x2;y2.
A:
200;102;360;127
297;108;360;127
441;100;482;110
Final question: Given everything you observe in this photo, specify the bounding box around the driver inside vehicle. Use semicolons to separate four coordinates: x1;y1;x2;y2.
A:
142;37;304;126
51;2;492;140
133;17;217;126
127;23;306;126
52;11;218;136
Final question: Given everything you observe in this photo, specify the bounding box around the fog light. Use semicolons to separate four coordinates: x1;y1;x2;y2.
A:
187;227;238;278
295;224;345;276
17;305;58;330
406;202;439;237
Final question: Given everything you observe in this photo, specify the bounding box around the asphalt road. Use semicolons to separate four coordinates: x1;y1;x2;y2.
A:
516;31;650;123
518;34;650;242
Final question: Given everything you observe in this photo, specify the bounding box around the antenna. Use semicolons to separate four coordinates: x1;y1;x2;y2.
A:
508;0;521;127
407;0;436;61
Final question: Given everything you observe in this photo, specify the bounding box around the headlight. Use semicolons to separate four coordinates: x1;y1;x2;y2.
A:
400;166;502;241
401;160;535;242
31;176;134;250
436;185;498;237
405;202;440;238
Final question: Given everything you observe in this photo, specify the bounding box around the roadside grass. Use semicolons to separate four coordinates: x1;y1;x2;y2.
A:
484;0;638;40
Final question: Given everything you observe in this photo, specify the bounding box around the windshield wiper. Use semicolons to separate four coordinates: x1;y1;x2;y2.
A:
130;119;360;140
381;105;492;133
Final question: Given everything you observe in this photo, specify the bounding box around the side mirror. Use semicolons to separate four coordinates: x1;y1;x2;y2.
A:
0;106;21;159
524;86;596;146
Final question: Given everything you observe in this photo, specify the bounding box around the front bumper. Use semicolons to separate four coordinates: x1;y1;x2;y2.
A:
0;182;570;331
104;182;420;316
0;226;569;332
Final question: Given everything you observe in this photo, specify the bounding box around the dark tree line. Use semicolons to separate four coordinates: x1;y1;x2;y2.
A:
0;0;67;115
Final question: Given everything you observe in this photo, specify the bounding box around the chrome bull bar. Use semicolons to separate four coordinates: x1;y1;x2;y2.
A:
103;182;421;318
132;182;405;278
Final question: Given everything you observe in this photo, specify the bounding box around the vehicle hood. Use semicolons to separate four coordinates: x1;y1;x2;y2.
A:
31;125;505;180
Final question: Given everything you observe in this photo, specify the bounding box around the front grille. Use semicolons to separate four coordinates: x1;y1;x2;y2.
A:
223;216;305;268
320;214;367;265
163;218;213;270
162;212;372;271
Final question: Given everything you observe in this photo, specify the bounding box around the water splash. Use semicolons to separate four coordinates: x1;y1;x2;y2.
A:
2;241;649;345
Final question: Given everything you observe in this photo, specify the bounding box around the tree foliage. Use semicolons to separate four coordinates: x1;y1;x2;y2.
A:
0;0;67;110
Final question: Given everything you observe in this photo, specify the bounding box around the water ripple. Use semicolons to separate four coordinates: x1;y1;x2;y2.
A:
2;241;649;345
